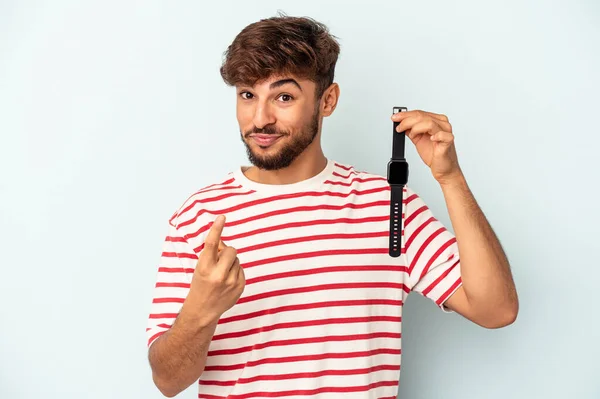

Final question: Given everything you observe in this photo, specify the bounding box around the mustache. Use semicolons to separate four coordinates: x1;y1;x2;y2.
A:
244;125;287;137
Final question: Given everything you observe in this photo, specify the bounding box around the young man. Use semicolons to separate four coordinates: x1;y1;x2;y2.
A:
146;15;518;398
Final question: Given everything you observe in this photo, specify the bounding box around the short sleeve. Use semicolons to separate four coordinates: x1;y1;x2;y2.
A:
145;220;198;347
402;186;462;312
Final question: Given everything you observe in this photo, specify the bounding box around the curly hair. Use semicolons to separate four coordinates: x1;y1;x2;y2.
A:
220;13;341;99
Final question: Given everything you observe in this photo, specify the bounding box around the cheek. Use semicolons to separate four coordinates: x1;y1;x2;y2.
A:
236;106;246;122
278;109;308;130
236;108;254;131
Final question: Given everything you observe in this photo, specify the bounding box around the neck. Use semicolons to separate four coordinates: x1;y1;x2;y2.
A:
244;147;328;185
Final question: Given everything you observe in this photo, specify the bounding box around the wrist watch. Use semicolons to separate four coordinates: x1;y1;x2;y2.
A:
387;106;409;257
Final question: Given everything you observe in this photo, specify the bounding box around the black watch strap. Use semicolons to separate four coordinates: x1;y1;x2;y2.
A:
392;119;406;160
389;183;404;257
389;106;408;258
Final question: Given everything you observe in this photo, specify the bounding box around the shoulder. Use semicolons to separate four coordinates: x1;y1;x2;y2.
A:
332;161;433;212
330;161;426;200
328;160;389;189
167;171;243;229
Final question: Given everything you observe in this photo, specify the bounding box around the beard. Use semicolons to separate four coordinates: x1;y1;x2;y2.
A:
240;107;320;171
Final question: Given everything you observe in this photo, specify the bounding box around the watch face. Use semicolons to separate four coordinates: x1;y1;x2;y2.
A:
387;161;409;185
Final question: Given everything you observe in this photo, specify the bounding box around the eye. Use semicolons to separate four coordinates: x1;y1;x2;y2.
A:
239;91;254;100
278;94;293;102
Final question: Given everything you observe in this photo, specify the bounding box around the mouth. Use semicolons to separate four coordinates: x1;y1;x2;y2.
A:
250;134;283;147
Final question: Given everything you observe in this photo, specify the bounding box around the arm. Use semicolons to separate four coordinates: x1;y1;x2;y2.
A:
391;109;518;328
441;174;518;328
148;299;219;397
147;215;244;397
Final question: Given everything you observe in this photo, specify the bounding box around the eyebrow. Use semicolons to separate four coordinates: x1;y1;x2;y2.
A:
269;78;303;92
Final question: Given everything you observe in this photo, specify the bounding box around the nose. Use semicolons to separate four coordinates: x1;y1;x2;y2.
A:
252;102;276;130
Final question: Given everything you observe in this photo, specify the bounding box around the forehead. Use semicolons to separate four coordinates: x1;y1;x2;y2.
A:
243;74;313;91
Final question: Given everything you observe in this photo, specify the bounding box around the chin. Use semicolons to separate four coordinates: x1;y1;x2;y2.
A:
251;139;282;152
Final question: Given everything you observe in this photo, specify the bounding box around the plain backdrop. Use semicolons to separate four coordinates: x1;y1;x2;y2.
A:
1;1;599;398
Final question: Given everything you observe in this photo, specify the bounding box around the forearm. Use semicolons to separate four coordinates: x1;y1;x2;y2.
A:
440;173;518;320
148;300;218;397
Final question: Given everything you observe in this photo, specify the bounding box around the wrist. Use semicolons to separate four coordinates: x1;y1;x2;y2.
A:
180;292;220;331
438;171;468;191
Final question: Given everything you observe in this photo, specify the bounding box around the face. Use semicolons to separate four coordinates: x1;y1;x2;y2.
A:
236;75;322;171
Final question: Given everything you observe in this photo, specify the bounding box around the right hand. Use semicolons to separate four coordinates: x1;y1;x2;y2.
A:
185;215;245;325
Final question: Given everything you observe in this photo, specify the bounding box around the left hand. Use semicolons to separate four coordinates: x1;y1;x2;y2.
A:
391;110;463;185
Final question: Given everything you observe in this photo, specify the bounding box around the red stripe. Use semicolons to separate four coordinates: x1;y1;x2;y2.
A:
165;236;187;243
237;282;409;305
219;299;403;325
404;205;428;228
185;200;390;241
404;193;418;204
332;170;359;179
199;364;400;386
404;216;436;251
436;277;462;306
188;184;243;196
212;316;402;341
168;178;237;223
242;248;405;269
152;297;185;304
408;227;445;274
196;231;389;255
177;191;255;222
200;380;400;399
203;348;402;372
161;251;198;260
419;238;458;279
187;178;236;195
422;259;460;296
323;176;386;186
201;177;235;189
148;312;178;319
246;265;408;286
155;282;190;289
178;187;391;228
221;215;390;242
334;163;353;171
208;331;402;356
157;267;195;274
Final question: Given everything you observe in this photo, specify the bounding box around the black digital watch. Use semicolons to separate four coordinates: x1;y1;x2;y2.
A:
387;106;409;257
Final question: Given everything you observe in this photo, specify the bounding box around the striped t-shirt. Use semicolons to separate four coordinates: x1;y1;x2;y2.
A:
146;158;462;399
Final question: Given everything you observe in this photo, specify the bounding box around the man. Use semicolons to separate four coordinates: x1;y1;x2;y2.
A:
146;14;518;398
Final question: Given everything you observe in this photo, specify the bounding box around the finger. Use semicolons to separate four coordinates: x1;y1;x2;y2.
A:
236;262;246;289
202;215;226;261
229;256;240;274
396;115;421;133
226;262;245;298
393;110;451;129
434;120;452;133
218;247;238;272
392;110;414;123
406;119;441;140
218;240;227;252
225;257;241;284
238;263;245;285
425;114;452;132
430;131;454;144
424;111;449;123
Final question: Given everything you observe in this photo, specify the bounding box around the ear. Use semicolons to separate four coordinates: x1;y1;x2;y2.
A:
320;83;340;117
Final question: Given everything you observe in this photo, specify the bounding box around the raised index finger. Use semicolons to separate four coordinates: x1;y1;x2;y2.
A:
202;215;226;261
